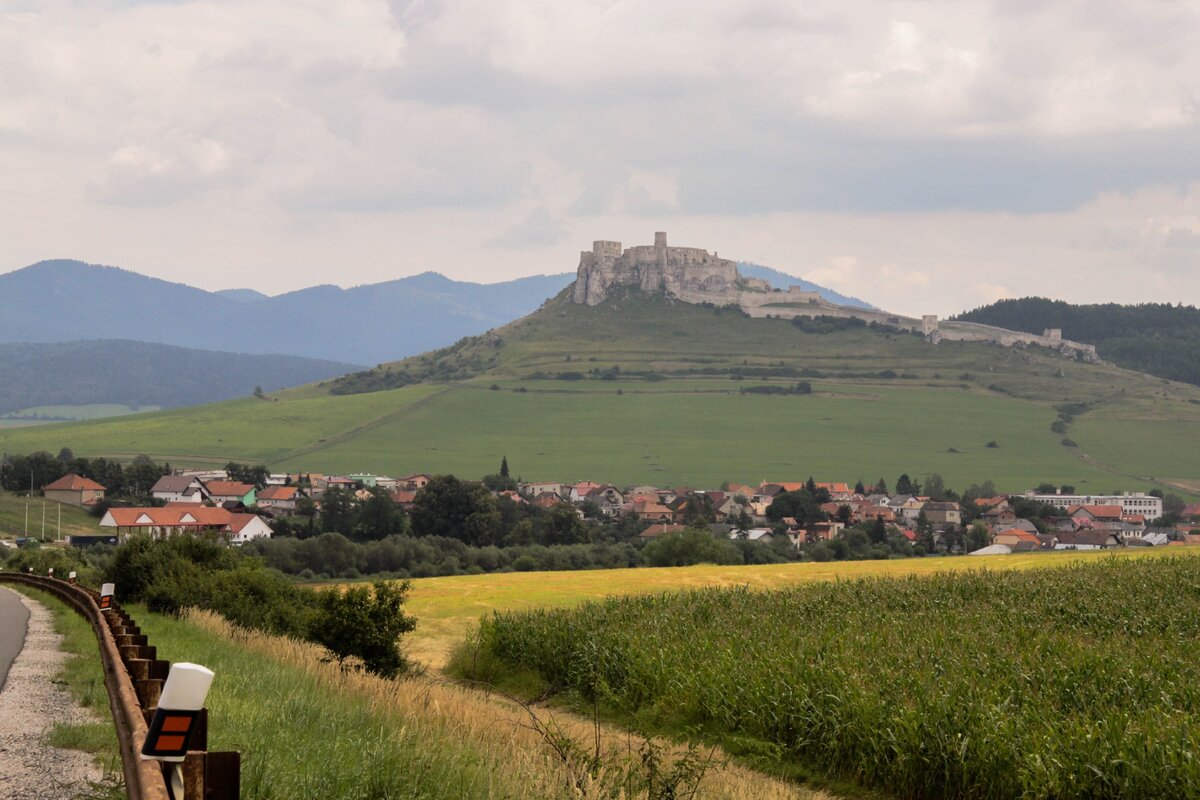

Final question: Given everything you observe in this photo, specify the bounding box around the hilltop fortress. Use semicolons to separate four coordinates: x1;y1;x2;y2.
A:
573;233;1100;363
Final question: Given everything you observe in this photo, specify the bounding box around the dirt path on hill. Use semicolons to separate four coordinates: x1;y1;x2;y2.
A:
0;589;106;799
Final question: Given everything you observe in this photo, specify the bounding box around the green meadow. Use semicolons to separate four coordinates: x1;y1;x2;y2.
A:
0;492;102;538
3;291;1199;492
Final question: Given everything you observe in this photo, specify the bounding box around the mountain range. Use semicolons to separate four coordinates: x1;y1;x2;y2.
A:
0;340;360;416
0;259;872;366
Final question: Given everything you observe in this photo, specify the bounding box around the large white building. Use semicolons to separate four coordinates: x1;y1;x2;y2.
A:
1025;491;1163;520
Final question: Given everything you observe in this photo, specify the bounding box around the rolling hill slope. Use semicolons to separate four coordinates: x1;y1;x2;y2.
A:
0;340;361;416
3;288;1199;494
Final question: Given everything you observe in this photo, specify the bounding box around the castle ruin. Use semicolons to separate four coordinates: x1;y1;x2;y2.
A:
572;233;1101;363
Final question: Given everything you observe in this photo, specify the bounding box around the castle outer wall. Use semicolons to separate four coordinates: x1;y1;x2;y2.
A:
572;234;1100;363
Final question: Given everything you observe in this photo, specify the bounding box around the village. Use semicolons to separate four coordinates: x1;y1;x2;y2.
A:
20;462;1199;557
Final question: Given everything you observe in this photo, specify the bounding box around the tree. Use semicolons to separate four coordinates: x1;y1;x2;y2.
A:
867;517;888;545
354;487;406;541
895;474;920;496
916;512;936;553
854;480;866;495
681;494;715;526
308;581;417;678
924;473;949;501
320;486;356;534
409;475;495;540
642;528;741;567
966;522;991;552
873;478;888;494
226;462;271;489
500;456;510;478
537;503;590;545
766;489;827;526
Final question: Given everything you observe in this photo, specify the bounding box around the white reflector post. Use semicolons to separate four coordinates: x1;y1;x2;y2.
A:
69;571;76;579
159;663;214;711
142;663;215;762
99;582;115;611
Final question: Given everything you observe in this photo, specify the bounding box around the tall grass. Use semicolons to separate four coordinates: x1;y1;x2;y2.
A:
136;608;818;799
467;556;1200;799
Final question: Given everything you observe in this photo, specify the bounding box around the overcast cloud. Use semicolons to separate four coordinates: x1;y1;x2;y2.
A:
1;0;1198;315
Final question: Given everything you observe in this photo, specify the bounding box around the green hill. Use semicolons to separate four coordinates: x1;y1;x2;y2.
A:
2;288;1199;494
955;297;1200;388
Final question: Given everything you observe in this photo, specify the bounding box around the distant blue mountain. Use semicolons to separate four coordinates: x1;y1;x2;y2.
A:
737;263;876;310
0;260;571;365
0;259;877;370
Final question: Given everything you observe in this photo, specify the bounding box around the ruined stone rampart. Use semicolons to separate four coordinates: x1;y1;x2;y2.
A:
571;234;1102;363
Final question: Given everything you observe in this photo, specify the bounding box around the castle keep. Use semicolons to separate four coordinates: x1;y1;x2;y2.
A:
572;233;1100;363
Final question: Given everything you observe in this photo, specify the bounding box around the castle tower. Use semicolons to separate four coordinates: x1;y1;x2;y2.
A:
654;231;667;248
922;315;939;336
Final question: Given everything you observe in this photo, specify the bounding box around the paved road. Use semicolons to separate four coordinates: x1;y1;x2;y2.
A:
0;587;30;691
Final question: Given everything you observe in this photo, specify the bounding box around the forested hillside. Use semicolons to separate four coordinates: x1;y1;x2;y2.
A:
955;298;1200;387
0;340;360;415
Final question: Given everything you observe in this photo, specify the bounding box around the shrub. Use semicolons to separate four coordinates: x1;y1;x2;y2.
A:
309;581;417;678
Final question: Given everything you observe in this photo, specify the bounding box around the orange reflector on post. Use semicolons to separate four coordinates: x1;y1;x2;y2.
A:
99;582;115;612
141;709;200;759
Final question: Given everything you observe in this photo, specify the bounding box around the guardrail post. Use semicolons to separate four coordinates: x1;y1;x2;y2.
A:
182;751;240;800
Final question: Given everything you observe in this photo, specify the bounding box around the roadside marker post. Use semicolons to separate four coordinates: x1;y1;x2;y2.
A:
142;663;214;762
99;582;115;611
68;570;77;584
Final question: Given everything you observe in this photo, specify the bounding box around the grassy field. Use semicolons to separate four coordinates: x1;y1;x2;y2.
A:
118;606;820;800
0;403;161;426
0;492;102;538
390;549;1179;669
462;554;1200;799
2;291;1198;493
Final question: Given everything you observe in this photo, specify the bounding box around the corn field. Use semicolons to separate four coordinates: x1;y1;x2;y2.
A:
473;556;1200;799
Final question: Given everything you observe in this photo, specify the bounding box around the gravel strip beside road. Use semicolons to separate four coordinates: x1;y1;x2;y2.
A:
0;589;107;799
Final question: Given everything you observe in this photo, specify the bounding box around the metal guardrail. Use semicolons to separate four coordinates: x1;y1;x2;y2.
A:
0;573;239;800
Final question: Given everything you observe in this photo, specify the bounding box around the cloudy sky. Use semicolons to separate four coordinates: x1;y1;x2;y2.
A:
2;0;1198;316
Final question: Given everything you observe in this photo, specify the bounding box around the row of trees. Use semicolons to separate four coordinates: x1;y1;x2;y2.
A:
0;449;168;499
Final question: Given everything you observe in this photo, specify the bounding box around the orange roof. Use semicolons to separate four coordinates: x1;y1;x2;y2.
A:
997;530;1040;543
225;513;262;533
639;523;685;539
204;481;254;497
762;481;805;493
1068;504;1123;519
816;482;852;494
103;507;233;527
44;474;106;492
258;486;298;501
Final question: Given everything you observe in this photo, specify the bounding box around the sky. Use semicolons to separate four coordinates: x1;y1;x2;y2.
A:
1;0;1198;316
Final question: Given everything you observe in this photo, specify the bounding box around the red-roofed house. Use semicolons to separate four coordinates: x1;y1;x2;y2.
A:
43;474;106;508
639;523;685;540
204;481;257;506
225;513;273;544
257;485;301;512
632;500;675;523
816;482;855;500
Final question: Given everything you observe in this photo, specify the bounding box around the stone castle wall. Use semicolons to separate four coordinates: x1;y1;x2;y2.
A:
572;234;1101;363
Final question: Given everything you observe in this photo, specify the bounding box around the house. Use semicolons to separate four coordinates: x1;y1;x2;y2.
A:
1054;530;1121;550
225;513;273;544
569;481;603;502
522;482;566;499
981;506;1017;526
994;530;1041;549
257;485;301;513
586;485;625;507
532;492;564;510
639;523;685;540
922;501;962;527
815;482;855;501
391;490;418;510
42;474;106;508
1066;504;1125;529
100;507;234;540
151;475;210;505
632;500;675;523
398;474;433;492
899;497;926;523
731;528;775;543
759;481;805;497
203;480;257;506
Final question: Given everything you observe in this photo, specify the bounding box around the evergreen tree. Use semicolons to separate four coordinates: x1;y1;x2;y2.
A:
500;456;510;478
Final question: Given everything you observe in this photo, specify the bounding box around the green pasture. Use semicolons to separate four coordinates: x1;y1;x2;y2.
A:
3;291;1199;492
273;380;1136;491
0;492;102;538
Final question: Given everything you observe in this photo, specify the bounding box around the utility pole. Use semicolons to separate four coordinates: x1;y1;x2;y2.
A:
41;499;46;541
25;469;32;536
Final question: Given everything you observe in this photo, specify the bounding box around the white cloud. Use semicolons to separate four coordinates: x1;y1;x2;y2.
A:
1;0;1199;311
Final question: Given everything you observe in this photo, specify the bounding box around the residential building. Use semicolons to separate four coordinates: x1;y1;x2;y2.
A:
398;474;432;492
42;474;106;508
225;514;273;544
923;501;962;527
203;480;257;506
257;485;301;513
151;475;209;504
1027;491;1162;520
